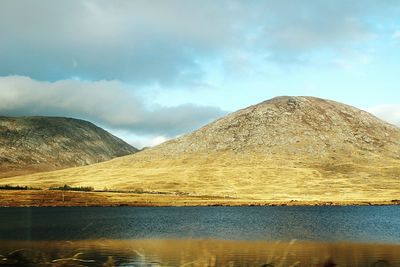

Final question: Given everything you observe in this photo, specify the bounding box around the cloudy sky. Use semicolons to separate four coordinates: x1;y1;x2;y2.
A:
1;0;400;148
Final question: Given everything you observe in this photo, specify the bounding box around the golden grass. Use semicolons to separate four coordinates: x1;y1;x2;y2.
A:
1;150;400;206
2;190;399;207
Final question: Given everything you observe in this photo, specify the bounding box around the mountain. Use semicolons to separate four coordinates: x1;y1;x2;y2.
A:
154;96;400;157
2;97;400;204
0;116;137;178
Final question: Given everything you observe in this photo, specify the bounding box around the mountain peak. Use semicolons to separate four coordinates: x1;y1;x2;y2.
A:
258;95;338;109
3;96;400;204
256;96;315;111
153;96;400;158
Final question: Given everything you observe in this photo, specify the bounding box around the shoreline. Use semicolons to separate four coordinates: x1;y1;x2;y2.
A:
1;190;399;207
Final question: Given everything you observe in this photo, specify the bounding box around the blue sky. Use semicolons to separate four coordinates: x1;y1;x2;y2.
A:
0;0;400;148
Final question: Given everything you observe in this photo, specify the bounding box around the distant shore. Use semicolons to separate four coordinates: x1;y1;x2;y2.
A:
1;190;399;207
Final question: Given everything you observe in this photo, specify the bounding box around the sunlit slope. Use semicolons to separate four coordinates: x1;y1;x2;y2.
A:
2;96;400;202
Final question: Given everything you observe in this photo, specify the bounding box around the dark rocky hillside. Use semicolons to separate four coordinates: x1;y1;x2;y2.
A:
0;116;137;178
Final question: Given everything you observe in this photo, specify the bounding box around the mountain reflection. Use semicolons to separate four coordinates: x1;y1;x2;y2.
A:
0;239;399;267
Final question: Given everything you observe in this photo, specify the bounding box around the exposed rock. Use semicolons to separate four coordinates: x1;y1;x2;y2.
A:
153;96;400;158
0;116;137;178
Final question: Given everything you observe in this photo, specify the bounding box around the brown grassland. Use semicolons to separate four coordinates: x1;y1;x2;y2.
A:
1;151;399;207
0;190;399;207
2;97;400;207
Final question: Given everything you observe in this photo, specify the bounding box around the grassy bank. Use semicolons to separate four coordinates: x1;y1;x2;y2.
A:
0;190;399;207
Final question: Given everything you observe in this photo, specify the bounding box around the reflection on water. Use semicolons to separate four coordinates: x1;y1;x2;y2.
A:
0;239;399;267
1;206;400;266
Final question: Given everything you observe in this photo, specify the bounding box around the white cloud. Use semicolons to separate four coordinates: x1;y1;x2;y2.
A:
331;51;374;71
149;136;168;147
368;105;400;127
0;75;226;138
392;30;400;41
104;129;168;149
393;30;400;38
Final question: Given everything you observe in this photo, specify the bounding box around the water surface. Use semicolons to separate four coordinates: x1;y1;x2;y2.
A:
1;206;399;242
1;206;400;266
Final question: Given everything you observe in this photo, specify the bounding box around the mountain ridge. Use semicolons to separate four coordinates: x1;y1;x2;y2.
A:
0;116;137;178
1;96;399;205
152;96;400;157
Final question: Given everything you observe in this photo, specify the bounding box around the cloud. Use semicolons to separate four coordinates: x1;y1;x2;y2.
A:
368;105;400;127
0;75;226;137
0;0;228;84
332;53;374;70
1;0;399;83
255;2;372;52
393;30;400;41
106;130;168;148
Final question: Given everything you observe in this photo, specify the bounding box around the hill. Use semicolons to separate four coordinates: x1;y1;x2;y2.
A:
0;116;137;178
1;97;400;205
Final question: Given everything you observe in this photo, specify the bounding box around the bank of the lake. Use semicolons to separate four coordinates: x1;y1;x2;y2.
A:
1;190;400;207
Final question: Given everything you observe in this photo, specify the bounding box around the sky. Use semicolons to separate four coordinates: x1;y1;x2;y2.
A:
1;0;400;148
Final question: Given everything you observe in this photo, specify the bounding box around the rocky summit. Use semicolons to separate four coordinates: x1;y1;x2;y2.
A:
1;97;400;204
155;96;400;158
0;116;137;178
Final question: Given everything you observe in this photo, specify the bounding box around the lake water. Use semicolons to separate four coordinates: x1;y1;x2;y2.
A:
1;206;400;266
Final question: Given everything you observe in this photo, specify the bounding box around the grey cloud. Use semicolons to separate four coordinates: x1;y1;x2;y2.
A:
0;0;236;84
0;76;226;136
1;0;399;83
243;1;400;63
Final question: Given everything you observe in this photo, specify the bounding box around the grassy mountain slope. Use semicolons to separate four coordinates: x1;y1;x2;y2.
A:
2;97;399;203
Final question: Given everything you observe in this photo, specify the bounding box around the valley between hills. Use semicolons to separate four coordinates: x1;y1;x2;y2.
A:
1;96;400;206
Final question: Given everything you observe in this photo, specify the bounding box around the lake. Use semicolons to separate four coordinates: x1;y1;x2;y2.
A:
1;206;400;266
